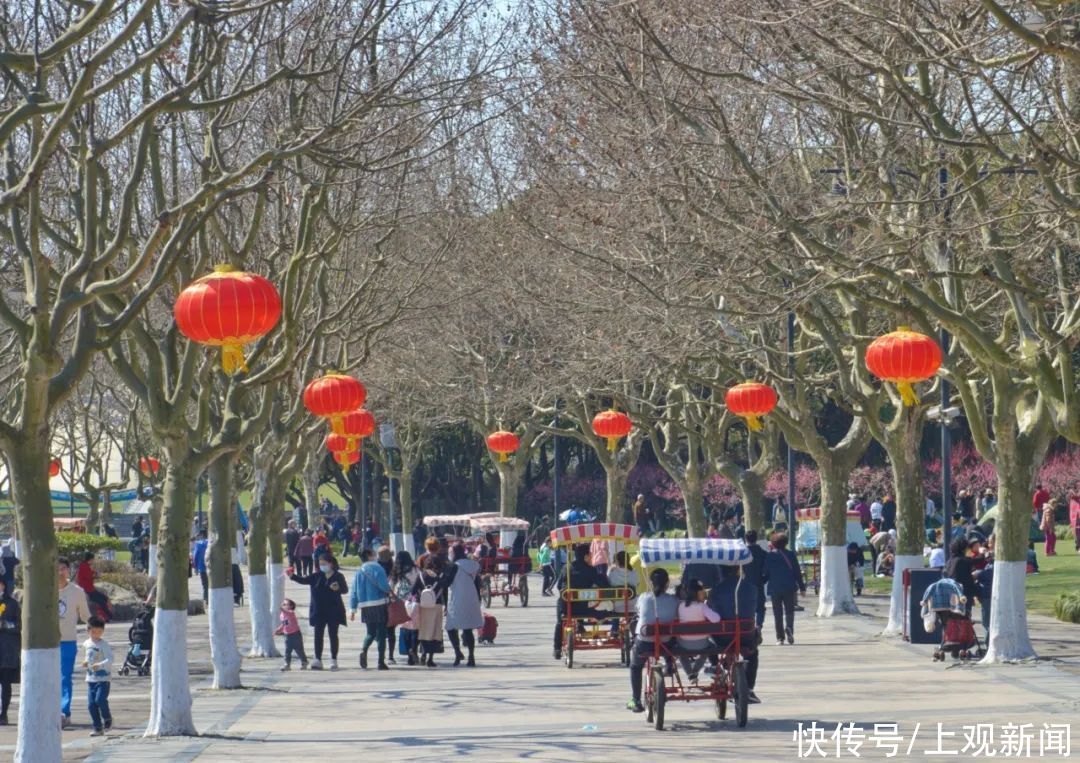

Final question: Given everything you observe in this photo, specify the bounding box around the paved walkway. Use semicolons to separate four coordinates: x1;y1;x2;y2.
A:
2;572;1078;761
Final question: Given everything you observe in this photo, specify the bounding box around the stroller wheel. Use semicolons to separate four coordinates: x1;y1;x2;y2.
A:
119;666;129;676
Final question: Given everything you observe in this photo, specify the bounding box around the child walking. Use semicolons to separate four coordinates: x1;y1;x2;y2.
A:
275;599;308;670
82;615;113;736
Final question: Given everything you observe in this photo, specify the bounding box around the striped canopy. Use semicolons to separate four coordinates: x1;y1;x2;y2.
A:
549;522;639;546
795;508;862;521
639;537;751;566
423;515;474;528
470;516;530;533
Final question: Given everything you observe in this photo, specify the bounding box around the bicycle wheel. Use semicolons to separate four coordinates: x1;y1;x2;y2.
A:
734;662;749;728
520;577;529;607
652;667;666;730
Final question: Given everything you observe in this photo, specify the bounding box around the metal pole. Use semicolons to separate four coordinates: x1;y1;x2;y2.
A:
69;451;75;518
787;310;797;533
359;453;368;549
197;475;204;532
389;457;398;535
939;160;953;562
552;417;560;531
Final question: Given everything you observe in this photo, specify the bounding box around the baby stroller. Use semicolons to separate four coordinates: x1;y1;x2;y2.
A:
920;578;983;662
119;606;154;676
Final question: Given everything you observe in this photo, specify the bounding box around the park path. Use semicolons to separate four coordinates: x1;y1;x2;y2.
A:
1;569;1078;761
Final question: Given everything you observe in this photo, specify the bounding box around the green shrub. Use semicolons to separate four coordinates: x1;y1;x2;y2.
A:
1055;525;1075;541
56;531;124;561
98;570;153;599
93;559;133;575
1053;591;1080;624
659;529;688;539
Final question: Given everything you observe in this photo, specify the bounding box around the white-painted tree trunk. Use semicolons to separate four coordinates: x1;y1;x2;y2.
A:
883;554;923;636
247;573;279;658
16;648;61;762
148;544;159;578
269;562;285;615
208;587;242;688
816;545;859;617
982;560;1036;663
146;608;195;736
233;530;247;565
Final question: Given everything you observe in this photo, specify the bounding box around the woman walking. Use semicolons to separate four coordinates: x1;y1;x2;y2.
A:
376;546;398;664
290;554;348;670
295;531;315;576
764;533;805;646
442;543;483;667
413;554;446;667
349;548;393;670
0;577;20;724
391;551;421;665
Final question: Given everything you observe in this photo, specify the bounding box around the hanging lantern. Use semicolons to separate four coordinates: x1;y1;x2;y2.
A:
173;265;282;375
139;457;161;477
725;382;778;432
865;327;942;407
49;458;61;478
303;374;367;432
592;409;633;451
325;433;352;453
333;450;360;467
486;430;521;462
333;408;376;448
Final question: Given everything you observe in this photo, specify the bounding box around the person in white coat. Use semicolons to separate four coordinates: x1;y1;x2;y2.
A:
441;543;483;667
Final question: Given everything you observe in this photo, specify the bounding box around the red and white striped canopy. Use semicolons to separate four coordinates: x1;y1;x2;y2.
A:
549;522;639;546
794;508;862;521
423;515;474;528
470;516;530;533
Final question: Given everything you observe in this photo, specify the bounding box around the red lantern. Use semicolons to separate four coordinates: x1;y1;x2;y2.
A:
49;458;61;478
334;450;360;467
173;265;281;375
865;327;942;407
333;408;376;441
486;430;521;462
592;410;633;451
139;457;161;476
325;433;352;453
304;374;367;433
725;382;778;432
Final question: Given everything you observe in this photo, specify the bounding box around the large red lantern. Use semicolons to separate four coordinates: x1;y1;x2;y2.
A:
486;430;521;462
49;458;61;478
592;410;633;451
725;382;778;432
139;457;161;477
173;265;281;375
304;374;367;432
865;327;942;407
334;408;376;442
333;450;360;467
325;433;352;453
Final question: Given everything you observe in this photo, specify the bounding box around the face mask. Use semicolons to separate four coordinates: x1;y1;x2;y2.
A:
319;565;331;574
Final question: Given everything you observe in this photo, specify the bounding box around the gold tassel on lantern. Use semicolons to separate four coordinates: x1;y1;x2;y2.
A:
896;381;920;407
744;414;763;432
221;344;248;375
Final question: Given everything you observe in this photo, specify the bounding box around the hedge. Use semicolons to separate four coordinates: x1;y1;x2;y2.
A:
56;531;124;560
1053;591;1080;624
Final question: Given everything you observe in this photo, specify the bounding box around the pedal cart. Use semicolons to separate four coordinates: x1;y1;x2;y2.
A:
550;522;639;669
422;514;477;545
638;537;755;730
793;508;864;594
471;515;531;607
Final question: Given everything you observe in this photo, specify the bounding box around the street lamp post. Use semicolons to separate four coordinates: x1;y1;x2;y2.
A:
69;451;75;518
552;414;560;531
786;310;797;533
939;162;953;563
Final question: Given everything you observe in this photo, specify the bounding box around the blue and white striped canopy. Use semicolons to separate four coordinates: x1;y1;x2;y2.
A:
639;537;752;566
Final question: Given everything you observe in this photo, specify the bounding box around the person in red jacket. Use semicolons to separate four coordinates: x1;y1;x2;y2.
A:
1032;484;1051;519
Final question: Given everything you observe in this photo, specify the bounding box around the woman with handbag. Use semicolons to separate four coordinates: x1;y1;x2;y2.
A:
413;554;447;667
441;543;484;667
349;548;393;670
391;551;421;665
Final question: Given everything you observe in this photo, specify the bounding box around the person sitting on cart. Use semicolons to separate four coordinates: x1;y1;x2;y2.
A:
604;550;638;634
626;568;678;713
475;533;500;573
677;578;721;683
553;544;609;660
706;564;761;704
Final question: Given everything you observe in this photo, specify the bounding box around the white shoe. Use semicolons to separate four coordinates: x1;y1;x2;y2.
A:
280;662;291;671
330;659;338;671
310;658;323;670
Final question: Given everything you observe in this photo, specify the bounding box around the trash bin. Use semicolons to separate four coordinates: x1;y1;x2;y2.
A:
904;567;942;643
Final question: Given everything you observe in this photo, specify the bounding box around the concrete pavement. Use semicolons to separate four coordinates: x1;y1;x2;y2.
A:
2;569;1078;761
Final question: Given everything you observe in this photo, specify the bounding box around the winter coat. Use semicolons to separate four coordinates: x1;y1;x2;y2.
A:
294;536;314;557
291;569;348;627
284;528;300;555
745;544;768;590
0;593;21;673
442;559;483;631
764;548;805;597
349;561;392;612
944;555;977;602
921;577;965;615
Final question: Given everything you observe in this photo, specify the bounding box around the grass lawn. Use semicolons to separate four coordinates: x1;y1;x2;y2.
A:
859;539;1079;618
